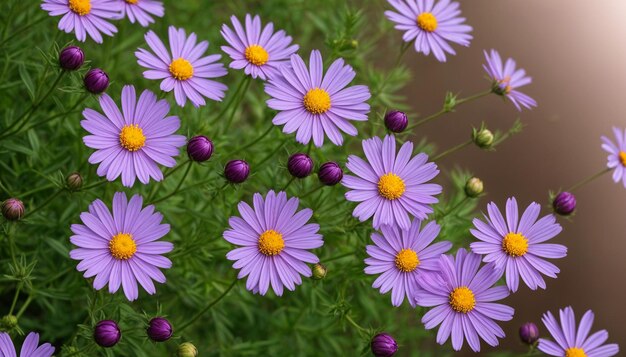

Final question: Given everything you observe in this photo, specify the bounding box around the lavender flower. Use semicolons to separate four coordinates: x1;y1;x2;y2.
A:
470;197;566;292
41;0;122;43
318;162;343;186
601;127;626;188
224;191;323;295
119;0;164;27
94;320;121;347
483;49;537;111
0;332;54;357
224;160;250;183
59;46;85;70
84;68;110;94
187;135;214;162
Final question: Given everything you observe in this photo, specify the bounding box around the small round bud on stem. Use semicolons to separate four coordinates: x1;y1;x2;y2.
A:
177;342;198;357
225;160;250;184
187;135;214;162
473;128;494;149
552;192;576;216
147;317;173;342
84;68;110;94
464;177;484;198
59;46;85;71
519;322;540;345
312;263;327;280
371;333;398;357
2;198;24;221
384;111;408;133
287;153;314;178
0;315;18;330
67;172;83;191
318;162;343;186
94;320;121;348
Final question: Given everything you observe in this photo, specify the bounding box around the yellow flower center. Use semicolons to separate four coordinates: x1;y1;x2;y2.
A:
303;88;331;114
125;0;139;3
377;173;406;200
244;45;269;66
394;248;420;272
565;348;587;357
109;233;137;260
69;0;91;16
502;232;529;257
417;12;438;32
497;76;513;94
449;286;476;314
258;230;285;256
619;151;626;167
119;124;146;152
169;58;194;81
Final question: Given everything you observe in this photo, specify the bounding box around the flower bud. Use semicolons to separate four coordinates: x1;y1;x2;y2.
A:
312;263;327;280
464;177;484;198
553;192;576;216
2;198;24;221
187;135;214;162
224;160;250;184
371;333;398;357
519;322;540;345
177;342;198;357
147;317;173;342
384;110;408;133
94;320;121;348
0;315;18;330
318;162;343;186
287;153;314;178
84;68;110;94
59;46;85;71
67;172;83;191
473;128;494;149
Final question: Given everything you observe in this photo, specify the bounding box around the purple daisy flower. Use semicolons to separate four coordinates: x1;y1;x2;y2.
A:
483;49;537;111
538;307;619;357
265;50;371;147
415;249;514;352
221;14;299;80
469;197;566;292
342;134;441;230
223;191;323;296
385;0;473;62
364;219;452;307
136;26;228;107
0;332;54;357
41;0;122;44
69;192;173;301
119;0;164;27
601;127;626;188
81;85;186;187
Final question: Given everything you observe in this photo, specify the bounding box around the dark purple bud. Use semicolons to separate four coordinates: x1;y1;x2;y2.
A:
553;192;576;216
384;110;408;133
519;322;540;345
1;198;24;221
59;46;85;71
187;135;214;162
225;160;250;183
287;153;313;178
84;68;110;94
94;320;121;348
371;333;398;357
318;162;343;186
147;317;173;342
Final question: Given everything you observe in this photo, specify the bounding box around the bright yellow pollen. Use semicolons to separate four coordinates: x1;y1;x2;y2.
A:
69;0;91;16
119;124;146;152
417;12;438;32
378;173;406;200
258;230;285;256
395;249;420;272
449;286;476;314
502;232;529;257
498;76;513;94
244;45;269;66
169;58;194;81
303;88;331;114
619;151;626;167
124;0;139;3
109;233;137;260
565;347;587;357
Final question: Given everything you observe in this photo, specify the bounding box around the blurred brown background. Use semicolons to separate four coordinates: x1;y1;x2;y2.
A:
400;0;626;353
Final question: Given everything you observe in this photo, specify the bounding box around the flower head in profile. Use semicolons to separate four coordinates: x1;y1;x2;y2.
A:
69;192;173;301
415;249;514;352
0;332;54;357
342;135;441;230
483;49;537;111
364;220;452;307
265;50;371;147
81;85;186;187
601;127;626;188
119;0;164;27
136;26;228;107
538;307;619;357
41;0;122;43
223;191;323;296
470;197;566;292
385;0;473;62
221;14;299;80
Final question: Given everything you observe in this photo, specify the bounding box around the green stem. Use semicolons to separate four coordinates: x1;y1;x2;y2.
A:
432;140;473;161
8;282;22;316
371;41;410;101
300;185;324;199
345;315;368;334
325;250;357;262
81;179;107;191
282;177;296;191
407;90;492;130
221;76;252;136
435;197;470;221
178;278;238;333
16;293;32;319
0;15;47;48
13;95;88;136
23;189;63;219
149;160;193;205
455;90;492;106
232;123;274;156
255;138;289;167
566;168;611;192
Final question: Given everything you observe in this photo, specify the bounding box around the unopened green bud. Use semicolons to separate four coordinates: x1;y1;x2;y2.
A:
443;92;457;112
350;40;358;49
312;263;327;280
177;342;198;357
465;177;484;198
66;172;83;191
1;315;18;329
473;129;494;149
